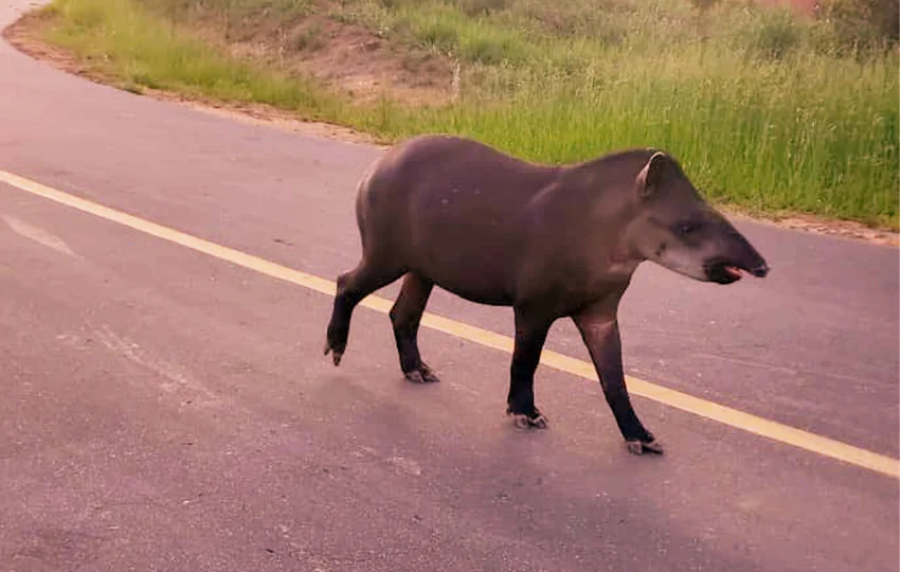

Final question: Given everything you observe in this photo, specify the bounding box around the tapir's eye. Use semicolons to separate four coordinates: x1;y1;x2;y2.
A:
679;222;701;235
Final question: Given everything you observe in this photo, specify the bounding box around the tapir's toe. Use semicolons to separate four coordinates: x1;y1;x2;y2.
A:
404;370;425;383
642;439;665;454
404;364;440;384
509;410;550;430
418;364;440;383
323;341;343;366
626;439;665;455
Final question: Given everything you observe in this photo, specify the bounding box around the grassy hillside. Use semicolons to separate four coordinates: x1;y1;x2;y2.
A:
20;0;899;228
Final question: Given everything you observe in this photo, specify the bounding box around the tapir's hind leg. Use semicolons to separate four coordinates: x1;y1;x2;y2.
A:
390;272;438;383
325;258;405;366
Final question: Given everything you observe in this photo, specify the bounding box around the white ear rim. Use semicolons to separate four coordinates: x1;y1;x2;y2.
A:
637;151;670;199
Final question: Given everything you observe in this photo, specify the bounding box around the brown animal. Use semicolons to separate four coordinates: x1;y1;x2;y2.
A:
325;135;769;454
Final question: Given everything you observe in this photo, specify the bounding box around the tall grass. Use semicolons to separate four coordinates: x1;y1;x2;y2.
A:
39;0;342;116
34;0;899;227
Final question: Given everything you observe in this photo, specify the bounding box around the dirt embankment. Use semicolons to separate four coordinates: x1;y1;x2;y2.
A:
180;3;456;107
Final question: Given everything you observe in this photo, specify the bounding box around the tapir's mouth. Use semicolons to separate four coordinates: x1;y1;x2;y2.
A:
706;261;742;284
724;266;744;280
705;259;769;284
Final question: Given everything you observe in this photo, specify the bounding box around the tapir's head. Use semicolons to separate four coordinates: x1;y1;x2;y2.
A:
624;151;769;284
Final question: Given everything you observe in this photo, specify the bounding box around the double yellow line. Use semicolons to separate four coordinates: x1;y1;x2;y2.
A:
1;169;897;479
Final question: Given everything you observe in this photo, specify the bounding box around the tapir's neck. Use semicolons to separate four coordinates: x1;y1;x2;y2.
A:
557;149;654;228
537;151;654;281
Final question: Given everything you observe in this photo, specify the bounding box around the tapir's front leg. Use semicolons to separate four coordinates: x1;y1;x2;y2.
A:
506;307;553;429
573;305;664;455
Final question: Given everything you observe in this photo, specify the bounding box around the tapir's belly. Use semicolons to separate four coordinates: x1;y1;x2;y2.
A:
405;189;531;306
415;252;518;306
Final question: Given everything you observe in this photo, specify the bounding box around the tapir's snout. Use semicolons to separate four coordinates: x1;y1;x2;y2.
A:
749;263;770;278
703;225;770;285
736;239;770;280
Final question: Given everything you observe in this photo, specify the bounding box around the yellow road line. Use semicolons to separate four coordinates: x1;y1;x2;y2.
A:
2;168;897;480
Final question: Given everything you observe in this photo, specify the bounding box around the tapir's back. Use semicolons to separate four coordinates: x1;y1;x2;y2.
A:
357;135;563;304
374;135;558;203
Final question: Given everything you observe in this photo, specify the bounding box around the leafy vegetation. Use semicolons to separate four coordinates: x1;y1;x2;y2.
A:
29;0;899;227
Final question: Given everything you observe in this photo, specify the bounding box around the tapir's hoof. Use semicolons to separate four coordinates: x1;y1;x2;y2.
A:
404;369;440;384
323;341;343;366
626;439;665;455
405;364;440;384
508;410;550;430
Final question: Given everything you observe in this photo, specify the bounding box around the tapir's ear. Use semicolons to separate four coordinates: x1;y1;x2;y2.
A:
636;151;670;199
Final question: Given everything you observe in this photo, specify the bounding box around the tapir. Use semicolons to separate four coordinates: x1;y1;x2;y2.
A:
325;134;769;455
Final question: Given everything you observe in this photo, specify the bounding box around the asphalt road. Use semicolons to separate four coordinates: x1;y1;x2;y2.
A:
1;1;898;570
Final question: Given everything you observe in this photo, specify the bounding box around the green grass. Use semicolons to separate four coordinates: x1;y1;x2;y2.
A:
37;0;344;118
33;0;899;228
